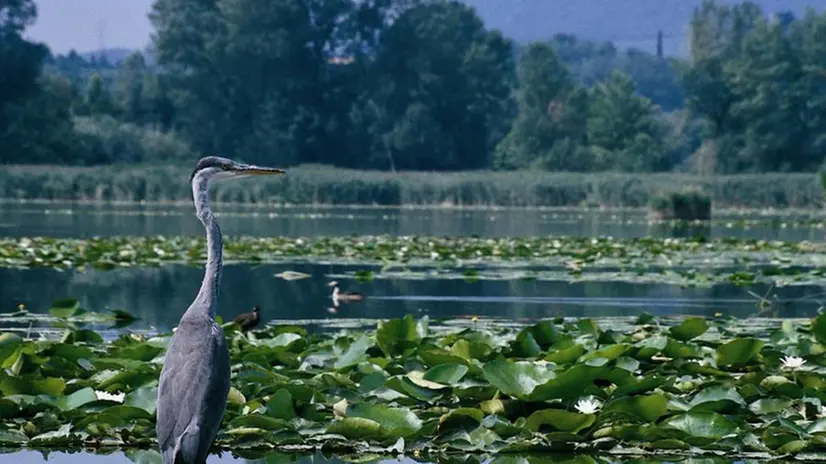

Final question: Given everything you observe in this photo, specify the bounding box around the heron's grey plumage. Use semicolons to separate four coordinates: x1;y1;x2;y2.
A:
156;156;285;464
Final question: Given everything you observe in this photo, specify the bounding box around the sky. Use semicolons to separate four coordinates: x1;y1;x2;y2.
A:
26;0;155;54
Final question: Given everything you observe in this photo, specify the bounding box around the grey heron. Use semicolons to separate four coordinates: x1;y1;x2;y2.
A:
156;156;285;464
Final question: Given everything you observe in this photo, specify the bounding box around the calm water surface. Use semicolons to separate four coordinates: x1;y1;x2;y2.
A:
0;203;825;329
1;201;825;240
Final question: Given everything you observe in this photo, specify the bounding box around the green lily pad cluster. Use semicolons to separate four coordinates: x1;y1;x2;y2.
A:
2;235;826;286
2;300;826;460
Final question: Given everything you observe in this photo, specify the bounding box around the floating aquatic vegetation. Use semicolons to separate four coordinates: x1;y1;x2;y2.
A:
274;271;312;281
1;300;826;460
3;235;826;287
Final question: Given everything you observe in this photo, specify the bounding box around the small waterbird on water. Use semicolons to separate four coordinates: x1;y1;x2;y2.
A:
329;280;365;307
233;305;261;332
156;156;286;464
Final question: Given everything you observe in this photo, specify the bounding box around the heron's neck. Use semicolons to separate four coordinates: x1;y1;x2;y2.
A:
184;174;222;321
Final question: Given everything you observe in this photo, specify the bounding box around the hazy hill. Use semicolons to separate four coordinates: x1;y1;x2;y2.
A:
79;47;133;65
463;0;826;56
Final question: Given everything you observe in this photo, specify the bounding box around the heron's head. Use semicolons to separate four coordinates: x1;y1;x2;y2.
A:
328;281;339;287
190;156;286;184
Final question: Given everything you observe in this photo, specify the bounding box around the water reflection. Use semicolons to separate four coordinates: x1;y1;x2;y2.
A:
1;202;825;241
1;262;823;333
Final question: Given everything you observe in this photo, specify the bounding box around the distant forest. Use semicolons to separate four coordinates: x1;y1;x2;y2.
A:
2;0;826;174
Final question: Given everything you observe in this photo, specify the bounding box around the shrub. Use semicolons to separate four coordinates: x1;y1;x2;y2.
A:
648;189;712;220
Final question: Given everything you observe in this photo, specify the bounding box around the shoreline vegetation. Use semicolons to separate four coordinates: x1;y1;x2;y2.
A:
0;164;822;210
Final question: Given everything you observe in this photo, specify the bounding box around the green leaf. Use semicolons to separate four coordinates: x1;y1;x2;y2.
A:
750;398;793;415
230;414;290;431
808;418;826;434
437;408;484;434
716;338;764;367
689;386;746;412
423;363;468;385
525;409;595;433
328;417;384;441
377;314;426;357
614;376;668;396
530;365;606;401
812;313;826;345
125;385;158;415
482;358;555;398
346;403;422;438
0;429;28;444
544;344;584;364
0;333;23;364
669;317;709;341
267;388;297;420
603;394;668;422
99;405;153;421
579;344;628;363
334;334;372;370
661;411;738;440
113;344;164;362
0;399;19;419
33;378;66;396
51;387;97;411
49;298;81;318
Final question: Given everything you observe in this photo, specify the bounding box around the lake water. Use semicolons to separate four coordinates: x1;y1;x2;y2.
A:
0;201;823;461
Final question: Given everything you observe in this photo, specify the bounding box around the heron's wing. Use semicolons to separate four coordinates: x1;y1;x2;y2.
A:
156;318;230;462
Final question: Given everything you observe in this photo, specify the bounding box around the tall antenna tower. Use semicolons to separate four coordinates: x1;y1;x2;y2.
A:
96;19;107;61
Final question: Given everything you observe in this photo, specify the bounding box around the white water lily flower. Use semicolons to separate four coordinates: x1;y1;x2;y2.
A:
781;355;807;370
95;390;125;403
574;397;602;415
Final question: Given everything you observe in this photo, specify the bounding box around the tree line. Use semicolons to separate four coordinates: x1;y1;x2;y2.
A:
0;0;823;174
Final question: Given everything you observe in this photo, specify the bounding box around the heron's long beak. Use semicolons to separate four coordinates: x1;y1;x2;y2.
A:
237;165;287;176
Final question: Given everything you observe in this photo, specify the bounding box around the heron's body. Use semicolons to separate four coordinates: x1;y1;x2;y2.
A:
156;156;285;464
157;317;230;464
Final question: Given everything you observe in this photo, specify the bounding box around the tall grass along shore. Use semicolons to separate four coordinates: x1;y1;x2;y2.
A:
0;164;821;210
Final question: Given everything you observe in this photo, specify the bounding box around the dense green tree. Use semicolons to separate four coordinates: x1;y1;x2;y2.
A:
150;0;375;166
494;42;590;171
587;71;666;172
361;0;515;170
0;0;77;164
82;73;117;116
113;51;149;124
5;0;826;176
542;35;684;112
1;74;79;163
680;1;826;173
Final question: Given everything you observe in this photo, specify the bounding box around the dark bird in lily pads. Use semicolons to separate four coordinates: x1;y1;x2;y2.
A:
156;156;286;464
329;280;365;308
233;305;261;332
